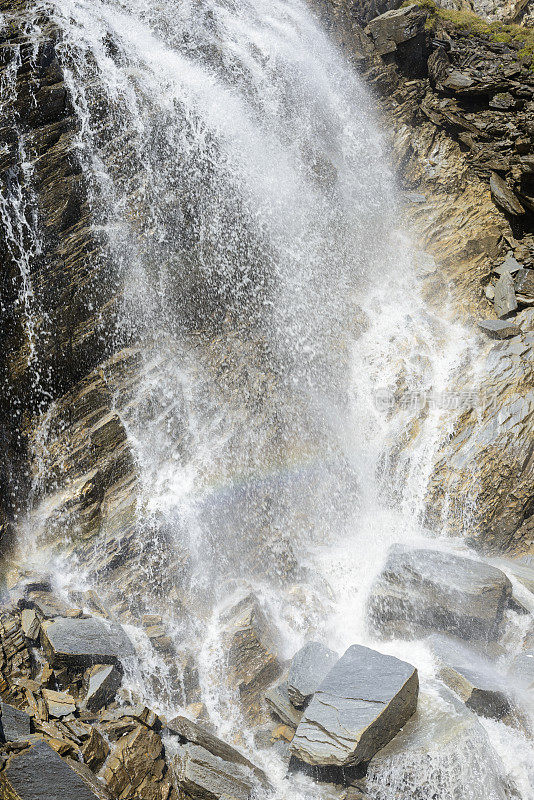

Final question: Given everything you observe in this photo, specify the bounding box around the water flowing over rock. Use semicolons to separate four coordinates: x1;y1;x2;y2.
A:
368;546;512;640
290;645;419;777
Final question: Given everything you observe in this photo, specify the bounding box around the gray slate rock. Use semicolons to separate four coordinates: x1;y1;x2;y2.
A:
265;679;303;729
287;642;338;708
0;701;31;742
478;319;521;339
494;271;518;318
494;255;522;277
490;172;525;216
368;545;512;641
41;616;134;667
83;663;122;712
1;740;101;800
173;743;254;800
290;644;418;772
515;268;534;304
429;635;511;719
167;715;269;789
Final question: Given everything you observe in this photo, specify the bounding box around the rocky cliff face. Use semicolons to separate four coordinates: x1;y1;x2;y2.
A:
326;0;534;553
0;0;122;552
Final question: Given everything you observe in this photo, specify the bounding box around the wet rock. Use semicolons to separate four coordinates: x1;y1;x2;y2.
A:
489;92;516;111
477;319;521;339
492;556;534;594
20;609;40;641
368;546;512;641
41;616;134;667
265;679;303;729
290;644;418;776
82;664;122;712
81;727;110;772
509;650;534;691
1;740;101;800
0;702;31;742
364;688;509;800
166;715;269;789
172;743;254;800
287;642;339;708
42;688;76;718
494;271;518;318
220;594;282;721
429;635;511;719
103;724;164;800
490;172;525;216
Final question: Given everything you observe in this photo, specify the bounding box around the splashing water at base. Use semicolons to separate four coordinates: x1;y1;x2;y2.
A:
7;0;534;798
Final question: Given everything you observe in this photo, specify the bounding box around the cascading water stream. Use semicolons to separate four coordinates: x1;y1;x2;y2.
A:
6;0;534;798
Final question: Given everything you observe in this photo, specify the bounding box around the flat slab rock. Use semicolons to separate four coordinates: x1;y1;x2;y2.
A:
41;616;134;667
287;642;338;708
1;740;101;800
477;319;521;339
368;545;512;641
290;644;418;773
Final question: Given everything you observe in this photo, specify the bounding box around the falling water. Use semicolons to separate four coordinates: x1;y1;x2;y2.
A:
6;0;534;797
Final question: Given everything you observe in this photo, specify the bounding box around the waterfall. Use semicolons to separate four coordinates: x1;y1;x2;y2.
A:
3;0;533;798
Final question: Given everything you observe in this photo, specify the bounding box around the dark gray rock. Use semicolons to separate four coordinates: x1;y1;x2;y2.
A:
490;172;525;216
290;644;418;773
477;319;521;339
365;5;427;55
368;546;512;641
1;740;101;800
173;743;254;800
287;642;338;708
0;702;31;742
41;616;134;667
429;635;511;719
494;271;518;318
167;715;269;789
82;663;122;712
265;680;303;729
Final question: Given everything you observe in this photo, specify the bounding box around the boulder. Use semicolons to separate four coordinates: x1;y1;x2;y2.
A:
477;319;521;339
166;715;269;789
290;644;418;777
0;701;31;742
364;689;509;800
103;724;164;800
287;642;338;708
490;172;525;216
220;594;282;720
264;679;303;729
1;740;101;800
368;545;512;641
41;616;134;667
82;664;122;712
494;255;522;277
493;271;518;318
429;635;511;719
173;743;254;800
365;5;427;55
20;609;40;641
